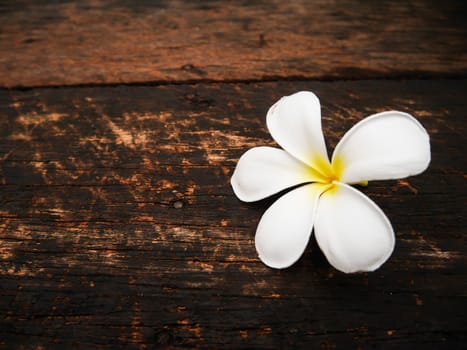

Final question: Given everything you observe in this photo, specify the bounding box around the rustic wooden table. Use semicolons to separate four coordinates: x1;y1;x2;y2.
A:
1;1;466;349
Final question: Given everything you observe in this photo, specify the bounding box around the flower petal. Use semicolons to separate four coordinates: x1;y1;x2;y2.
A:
255;183;329;269
332;111;431;184
267;91;330;169
231;146;323;202
314;183;395;273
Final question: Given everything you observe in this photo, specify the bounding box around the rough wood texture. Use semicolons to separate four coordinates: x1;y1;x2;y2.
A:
0;0;466;87
1;80;466;349
1;0;467;348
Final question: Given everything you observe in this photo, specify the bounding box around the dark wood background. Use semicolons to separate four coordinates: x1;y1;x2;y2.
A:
1;1;466;349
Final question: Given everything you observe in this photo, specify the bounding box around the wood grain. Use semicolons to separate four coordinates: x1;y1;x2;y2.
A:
0;0;466;87
1;80;465;349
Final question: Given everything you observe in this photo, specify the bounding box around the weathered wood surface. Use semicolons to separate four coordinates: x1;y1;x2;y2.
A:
1;0;467;349
0;0;467;87
0;80;466;349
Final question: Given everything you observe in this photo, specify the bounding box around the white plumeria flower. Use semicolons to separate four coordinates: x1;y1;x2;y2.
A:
231;91;430;273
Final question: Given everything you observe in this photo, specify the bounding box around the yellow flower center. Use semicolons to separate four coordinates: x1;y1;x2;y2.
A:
307;155;368;191
308;155;344;185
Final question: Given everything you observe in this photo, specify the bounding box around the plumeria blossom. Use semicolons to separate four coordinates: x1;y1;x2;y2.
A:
231;91;430;273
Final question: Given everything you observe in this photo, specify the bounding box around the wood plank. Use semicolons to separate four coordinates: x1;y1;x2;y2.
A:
0;0;466;87
0;80;465;348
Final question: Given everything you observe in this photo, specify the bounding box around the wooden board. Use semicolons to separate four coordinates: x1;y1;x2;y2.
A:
0;0;466;87
1;80;465;349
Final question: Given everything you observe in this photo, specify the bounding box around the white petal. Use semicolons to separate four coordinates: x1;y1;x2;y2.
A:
255;183;329;269
332;111;431;184
267;91;330;168
314;183;394;273
231;146;322;202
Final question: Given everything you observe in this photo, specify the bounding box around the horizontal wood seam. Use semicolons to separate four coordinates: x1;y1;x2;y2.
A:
2;72;467;91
